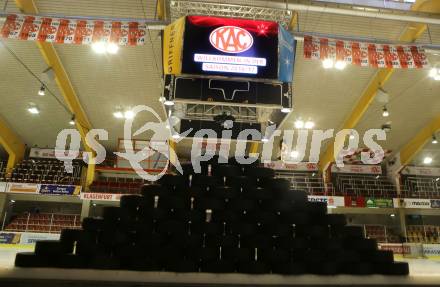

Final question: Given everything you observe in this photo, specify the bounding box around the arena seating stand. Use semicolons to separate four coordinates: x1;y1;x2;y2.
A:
406;225;440;244
5;213;81;233
401;175;440;199
332;174;397;198
364;225;388;243
0;161;6;182
274;170;328;195
15;160;409;275
89;177;144;194
5;159;82;185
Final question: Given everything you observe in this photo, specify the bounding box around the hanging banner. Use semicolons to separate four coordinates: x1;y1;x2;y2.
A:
308;195;345;207
430;199;440;209
80;192;126;201
331;164;382;175
0;232;60;245
163;16;185;74
344;196;366;208
378;243;410;255
393;198;431;209
19;232;60;244
304;35;429;69
1;14;147;46
0;232;22;244
342;148;392;165
278;25;295;82
6;183;39;194
423;244;440;258
39;184;81;196
29;147;85;160
401;166;440;177
264;161;318;171
365;197;394;208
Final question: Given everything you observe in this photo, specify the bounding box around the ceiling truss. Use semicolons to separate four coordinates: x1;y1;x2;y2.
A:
169;0;293;27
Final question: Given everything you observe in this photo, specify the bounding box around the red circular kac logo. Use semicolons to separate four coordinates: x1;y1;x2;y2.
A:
209;26;253;53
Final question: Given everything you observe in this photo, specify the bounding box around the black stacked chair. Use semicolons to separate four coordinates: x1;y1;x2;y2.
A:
15;160;409;275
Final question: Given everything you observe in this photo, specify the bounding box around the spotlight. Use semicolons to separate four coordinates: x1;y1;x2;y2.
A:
27;107;40;114
376;88;389;102
38;85;45;96
281;107;291;113
124;110;135;119
432;135;438;144
92;42;107;54
113;111;124;119
10;200;15;203
375;175;380;179
390;214;395;217
69;115;75;126
429;68;440;80
322;58;334;69
382;106;389;117
106;43;119;54
214;113;235;129
424;157;433;164
381;123;392;133
294;119;304;129
304;121;315;129
164;100;175;106
436;177;440;182
290;150;299;158
334;60;347;70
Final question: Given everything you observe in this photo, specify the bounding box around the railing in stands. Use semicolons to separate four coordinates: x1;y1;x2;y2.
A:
333;174;397;198
401;176;440;199
3;159;83;185
406;225;440;244
3;212;81;234
274;170;334;195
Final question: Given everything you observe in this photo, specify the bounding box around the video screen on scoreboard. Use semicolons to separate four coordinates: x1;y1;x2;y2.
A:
181;16;279;79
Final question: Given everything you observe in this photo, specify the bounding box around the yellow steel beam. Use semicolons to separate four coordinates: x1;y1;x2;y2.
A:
156;0;167;20
412;0;440;13
249;142;259;155
318;0;431;171
168;139;176;166
14;0;93;147
399;115;440;166
0;115;25;173
394;0;440;167
15;0;95;184
288;11;298;31
85;157;95;187
318;68;394;170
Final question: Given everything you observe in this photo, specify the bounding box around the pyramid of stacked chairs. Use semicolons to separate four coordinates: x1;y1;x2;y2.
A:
15;159;409;275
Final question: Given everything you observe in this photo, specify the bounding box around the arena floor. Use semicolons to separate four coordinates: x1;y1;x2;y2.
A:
0;246;439;287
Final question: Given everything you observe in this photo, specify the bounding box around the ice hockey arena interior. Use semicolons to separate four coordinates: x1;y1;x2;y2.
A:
1;0;440;286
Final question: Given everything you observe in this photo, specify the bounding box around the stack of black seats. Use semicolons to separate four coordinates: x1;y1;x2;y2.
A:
15;160;409;275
